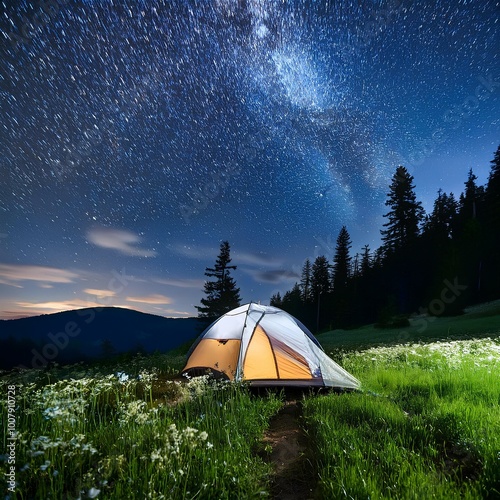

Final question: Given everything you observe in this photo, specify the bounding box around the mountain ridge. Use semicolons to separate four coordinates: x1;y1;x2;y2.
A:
0;307;199;370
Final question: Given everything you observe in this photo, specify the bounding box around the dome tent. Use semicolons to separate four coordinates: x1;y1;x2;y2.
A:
182;303;360;390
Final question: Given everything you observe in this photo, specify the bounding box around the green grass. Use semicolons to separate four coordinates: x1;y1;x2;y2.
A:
303;337;500;499
1;354;282;499
2;308;499;499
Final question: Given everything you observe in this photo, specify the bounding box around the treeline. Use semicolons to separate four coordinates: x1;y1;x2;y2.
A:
271;145;500;331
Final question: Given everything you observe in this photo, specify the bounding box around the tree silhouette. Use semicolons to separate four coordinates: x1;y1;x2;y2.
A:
280;283;303;319
196;241;241;323
458;169;484;222
270;291;282;307
423;189;457;241
454;169;485;301
380;166;425;314
332;226;352;292
485;146;500;231
269;147;500;330
381;166;424;253
360;245;371;276
420;188;461;314
311;256;330;297
300;258;313;302
482;145;500;298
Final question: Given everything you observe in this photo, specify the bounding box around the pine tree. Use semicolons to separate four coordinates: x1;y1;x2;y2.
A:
458;168;484;222
381;166;424;253
423;189;458;240
360;245;371;275
280;283;303;318
270;292;282;307
311;256;330;297
482;145;500;298
421;189;461;314
454;168;485;246
372;247;385;268
485;145;500;231
446;169;485;306
300;258;313;302
196;241;241;322
332;226;352;291
357;244;378;324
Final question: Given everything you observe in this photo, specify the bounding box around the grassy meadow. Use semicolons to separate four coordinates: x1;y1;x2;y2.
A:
1;306;499;499
304;337;500;499
1;355;282;499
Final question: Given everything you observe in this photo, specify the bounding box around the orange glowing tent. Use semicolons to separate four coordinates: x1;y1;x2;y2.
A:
182;303;359;389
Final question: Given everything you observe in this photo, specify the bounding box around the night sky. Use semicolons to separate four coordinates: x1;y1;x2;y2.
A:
1;0;499;319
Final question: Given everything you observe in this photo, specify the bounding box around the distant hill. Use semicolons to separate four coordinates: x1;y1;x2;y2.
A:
0;307;200;370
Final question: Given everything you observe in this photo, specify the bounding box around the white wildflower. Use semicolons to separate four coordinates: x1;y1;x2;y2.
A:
88;487;100;498
116;372;130;383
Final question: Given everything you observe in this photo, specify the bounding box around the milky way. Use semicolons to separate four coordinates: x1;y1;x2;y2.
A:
0;0;498;318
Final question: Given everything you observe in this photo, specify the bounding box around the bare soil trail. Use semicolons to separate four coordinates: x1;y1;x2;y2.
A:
262;399;317;500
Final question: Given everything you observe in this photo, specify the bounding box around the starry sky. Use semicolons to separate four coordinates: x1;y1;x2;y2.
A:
1;0;498;319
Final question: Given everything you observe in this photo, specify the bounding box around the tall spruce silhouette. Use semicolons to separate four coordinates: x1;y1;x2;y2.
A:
482;145;500;298
360;245;371;276
300;258;313;302
196;241;241;323
311;256;330;297
381;166;424;253
380;166;425;314
423;189;457;241
332;226;352;292
331;226;354;328
485;145;500;231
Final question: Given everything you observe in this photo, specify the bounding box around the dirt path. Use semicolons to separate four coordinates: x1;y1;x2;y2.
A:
262;400;316;499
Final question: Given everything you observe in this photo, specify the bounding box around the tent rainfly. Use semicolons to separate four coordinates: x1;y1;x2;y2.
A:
182;303;360;390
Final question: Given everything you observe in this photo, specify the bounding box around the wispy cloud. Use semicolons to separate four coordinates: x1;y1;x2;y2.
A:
149;307;193;317
0;264;79;287
14;299;120;313
126;294;172;305
153;277;205;289
83;288;117;299
87;227;156;257
170;244;282;268
233;251;283;268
